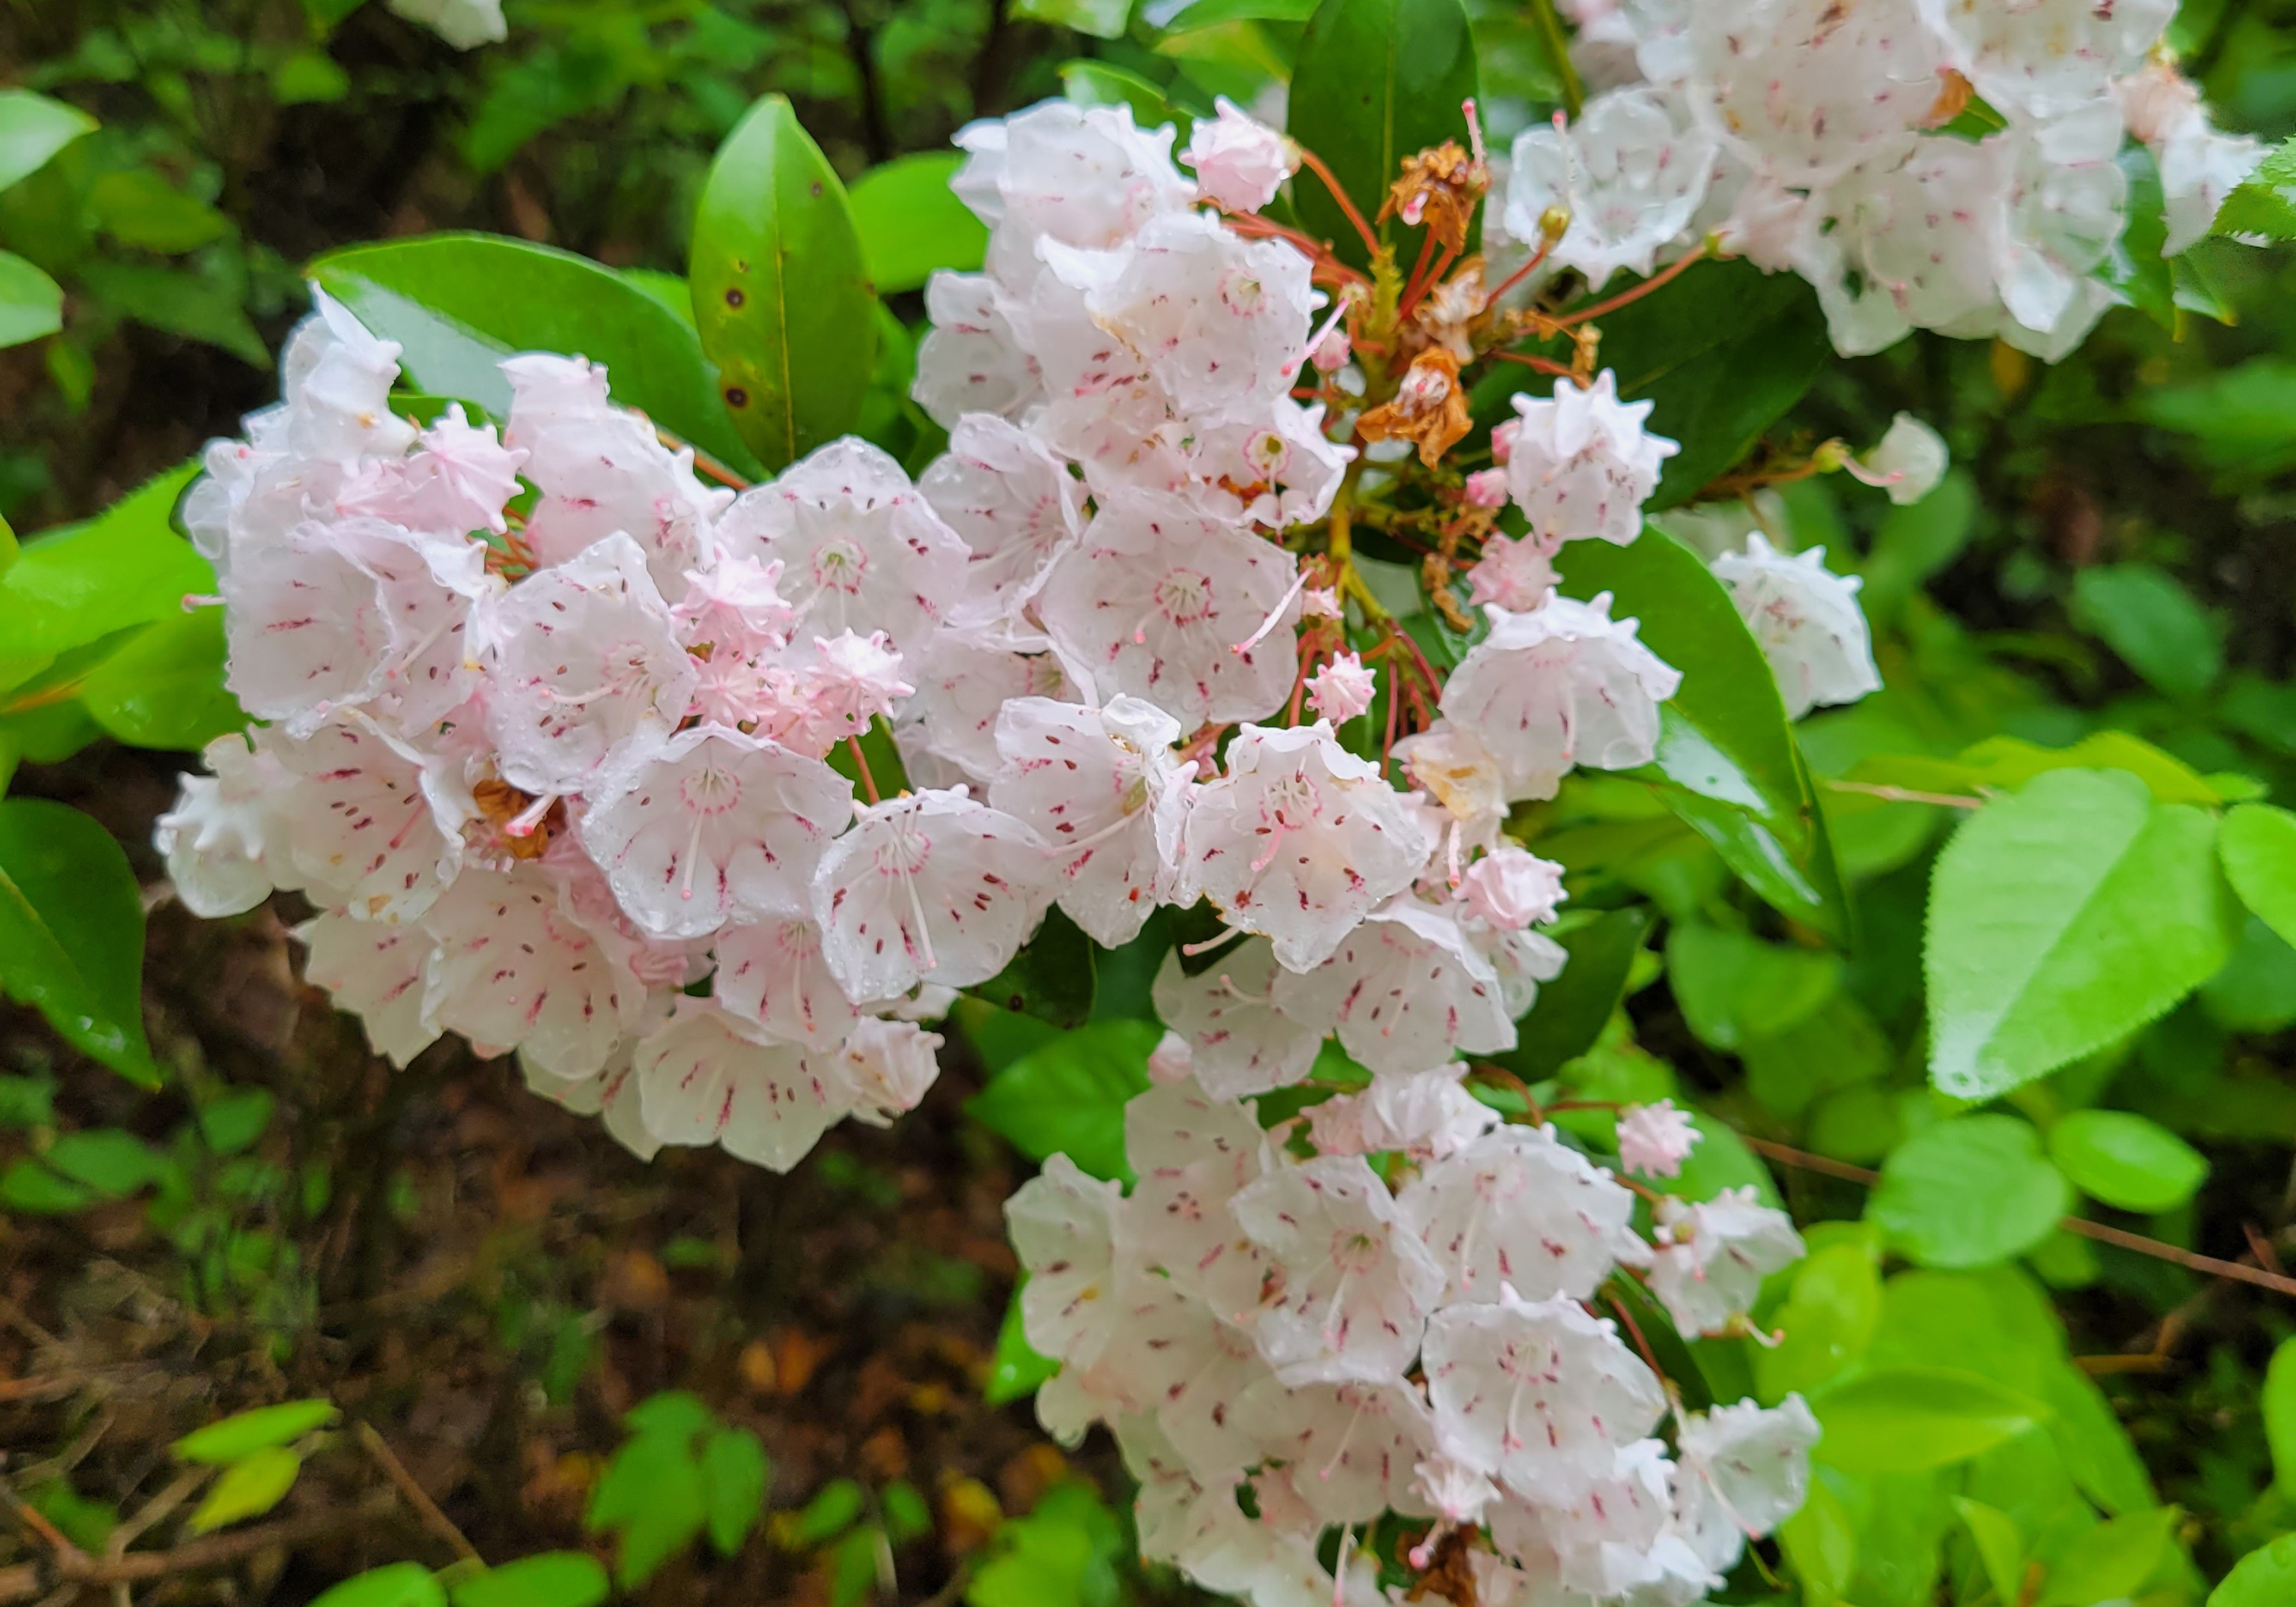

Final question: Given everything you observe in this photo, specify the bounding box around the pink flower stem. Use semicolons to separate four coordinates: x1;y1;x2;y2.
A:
1292;143;1383;260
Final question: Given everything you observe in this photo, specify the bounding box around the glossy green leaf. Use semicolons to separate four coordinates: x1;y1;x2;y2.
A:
0;251;64;349
1952;1498;2026;1607
2047;1109;2207;1214
1012;0;1134;39
2214;1535;2296;1607
1060;61;1191;143
312;235;762;477
702;1428;770;1557
174;1399;339;1464
1926;769;2238;1100
315;1564;447;1607
448;1555;609;1607
2220;802;2296;949
1590;258;1832;508
2212;134;2296;240
1559;528;1847;940
966;1018;1159;1183
1851;729;2227;808
847;153;989;295
0;799;162;1089
963;906;1097;1028
984;1283;1058;1407
1812;1367;2052;1474
2071;562;2222;700
187;1445;302;1533
1487;904;1652;1079
1868;1115;2070;1270
77;607;242;751
1285;0;1478;270
0;90;97;192
1665;922;1838;1052
691;95;877;473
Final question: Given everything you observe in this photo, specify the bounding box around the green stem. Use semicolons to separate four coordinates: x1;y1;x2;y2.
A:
1531;0;1585;121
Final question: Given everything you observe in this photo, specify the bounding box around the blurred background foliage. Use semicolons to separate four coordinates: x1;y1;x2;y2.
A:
13;2;2296;1605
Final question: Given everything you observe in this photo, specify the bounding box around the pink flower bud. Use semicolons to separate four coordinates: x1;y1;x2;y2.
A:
1182;96;1297;215
1460;846;1566;929
1307;651;1378;723
1309;325;1352;374
1617;1098;1701;1179
1463;468;1509;509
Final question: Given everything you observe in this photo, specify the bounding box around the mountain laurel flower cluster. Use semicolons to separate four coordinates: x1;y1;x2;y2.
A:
1008;1078;1817;1607
144;8;2265;1590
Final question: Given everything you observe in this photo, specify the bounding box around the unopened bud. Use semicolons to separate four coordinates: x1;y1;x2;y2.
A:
1538;206;1571;247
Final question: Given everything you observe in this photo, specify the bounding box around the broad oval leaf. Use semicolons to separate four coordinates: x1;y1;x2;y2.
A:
2215;1535;2296;1607
847;153;989;295
311;234;762;478
965;1018;1159;1183
315;1564;448;1607
0;250;65;350
1812;1366;2051;1474
984;1284;1058;1407
2220;801;2296;948
0;799;162;1089
187;1445;302;1534
1868;1114;2070;1270
2046;1109;2207;1215
1487;904;1653;1079
1558;527;1848;941
963;905;1096;1028
449;1553;610;1607
1285;0;1478;270
77;607;243;752
174;1398;339;1464
701;1428;770;1558
690;95;877;474
1926;767;2239;1099
0;90;97;192
1664;921;1837;1052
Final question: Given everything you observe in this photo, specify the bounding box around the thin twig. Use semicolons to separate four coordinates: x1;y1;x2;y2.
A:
104;1469;207;1558
1555;242;1711;328
1294;145;1382;258
0;1494;401;1604
1736;1133;2296;1300
1825;779;1987;810
356;1422;481;1564
0;1484;84;1564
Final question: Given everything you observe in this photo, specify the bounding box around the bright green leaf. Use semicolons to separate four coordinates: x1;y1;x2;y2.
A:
1926;768;2238;1100
2071;562;2223;701
1665;922;1838;1051
2266;1337;2296;1498
2036;1506;2178;1607
0;90;97;192
588;1430;707;1587
312;235;762;478
0;1158;95;1214
88;169;232;254
77;262;268;367
77;607;243;752
199;1088;276;1156
43;1129;169;1196
2039;1362;2156;1517
847;153;989;295
1285;0;1479;273
2221;801;2296;949
883;1480;932;1545
1777;1476;1856;1605
0;798;163;1088
0;458;207;684
787;1478;867;1546
1011;0;1134;40
1812;1367;2051;1474
448;1554;609;1607
187;1445;303;1534
1869;1115;2070;1270
314;1564;448;1607
690;96;877;473
174;1399;339;1464
1487;904;1653;1080
985;1281;1058;1407
1059;62;1190;143
2212;134;2296;240
0;251;65;349
2215;1535;2296;1607
966;1018;1157;1183
2047;1109;2207;1214
702;1428;769;1557
1952;1498;2026;1607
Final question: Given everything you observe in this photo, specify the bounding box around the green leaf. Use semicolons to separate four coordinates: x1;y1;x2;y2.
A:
174;1399;339;1464
787;1478;867;1546
44;1129;170;1196
448;1554;610;1607
1925;769;2239;1100
199;1088;276;1156
2266;1337;2296;1498
2215;1535;2296;1607
1558;527;1848;940
1487;904;1652;1079
883;1481;932;1546
187;1445;302;1533
316;1565;447;1607
0;90;97;192
1059;62;1190;143
1285;0;1479;271
1664;922;1837;1052
0;251;65;349
962;905;1096;1028
1812;1367;2052;1474
311;235;762;479
2036;1507;2178;1607
77;607;243;751
2140;358;2296;478
967;1484;1123;1607
701;1429;770;1557
0;458;207;688
588;1431;707;1587
1855;470;1978;629
2070;562;2223;701
0;1158;94;1214
2212;134;2296;240
88;169;232;254
1594;259;1833;509
1012;0;1134;40
2220;802;2296;949
77;262;268;368
2046;1110;2207;1214
620;1391;715;1441
0;798;163;1089
985;1283;1059;1406
2039;1361;2156;1517
1868;1115;2070;1270
1755;1240;1881;1402
1777;1478;1856;1604
690;96;878;474
966;1018;1159;1183
847;153;989;295
829;1527;882;1607
1952;1498;2026;1607
1852;729;2228;808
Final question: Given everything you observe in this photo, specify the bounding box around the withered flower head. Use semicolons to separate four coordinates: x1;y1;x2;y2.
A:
472;777;566;862
1380;140;1490;257
1359;347;1471;468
